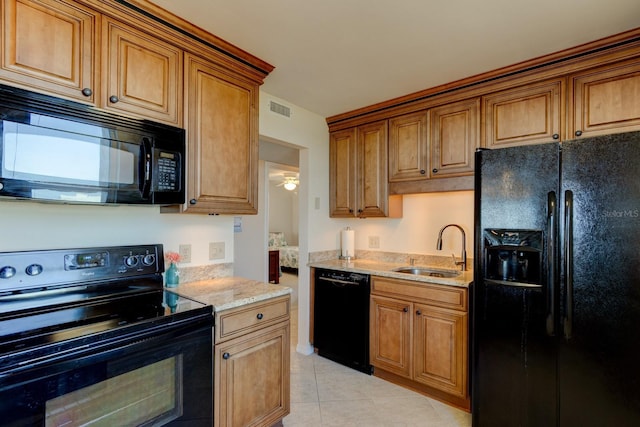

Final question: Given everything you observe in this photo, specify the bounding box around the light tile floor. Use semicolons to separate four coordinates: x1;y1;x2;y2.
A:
281;272;472;427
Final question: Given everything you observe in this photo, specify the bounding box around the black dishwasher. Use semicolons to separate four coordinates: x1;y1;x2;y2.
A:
313;268;372;374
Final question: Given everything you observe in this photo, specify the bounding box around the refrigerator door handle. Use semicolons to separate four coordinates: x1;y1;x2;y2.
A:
563;190;574;340
546;191;557;336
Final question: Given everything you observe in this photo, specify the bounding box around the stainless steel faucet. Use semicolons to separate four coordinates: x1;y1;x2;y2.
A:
436;224;467;271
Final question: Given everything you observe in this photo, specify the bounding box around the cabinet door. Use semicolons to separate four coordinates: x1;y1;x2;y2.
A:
183;53;258;214
430;97;479;178
570;59;640;138
215;322;290;427
370;295;412;378
0;0;97;102
413;303;468;398
102;17;182;125
388;111;428;182
483;80;563;148
357;120;389;217
329;128;357;217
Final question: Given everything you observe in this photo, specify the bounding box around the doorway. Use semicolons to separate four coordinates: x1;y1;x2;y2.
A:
267;162;299;308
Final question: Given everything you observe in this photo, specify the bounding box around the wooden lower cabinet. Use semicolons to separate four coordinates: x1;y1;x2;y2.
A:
413;303;467;399
370;295;412;378
214;296;290;427
370;276;469;410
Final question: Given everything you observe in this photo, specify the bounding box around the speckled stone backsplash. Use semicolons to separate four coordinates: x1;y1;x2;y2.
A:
175;263;234;284
309;250;472;269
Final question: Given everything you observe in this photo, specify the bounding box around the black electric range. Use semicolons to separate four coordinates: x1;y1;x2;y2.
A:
0;244;214;426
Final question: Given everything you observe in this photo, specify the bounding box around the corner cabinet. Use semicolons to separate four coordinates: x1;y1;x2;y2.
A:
370;276;469;410
180;53;259;214
329;121;402;218
214;295;290;427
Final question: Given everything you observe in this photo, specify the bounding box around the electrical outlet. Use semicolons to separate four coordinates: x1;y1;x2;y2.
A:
178;244;191;263
209;242;225;260
368;236;380;249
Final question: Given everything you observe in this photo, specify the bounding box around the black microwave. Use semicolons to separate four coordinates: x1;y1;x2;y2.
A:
0;84;185;205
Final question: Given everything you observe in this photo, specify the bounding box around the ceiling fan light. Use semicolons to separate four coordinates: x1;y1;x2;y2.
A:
284;181;297;191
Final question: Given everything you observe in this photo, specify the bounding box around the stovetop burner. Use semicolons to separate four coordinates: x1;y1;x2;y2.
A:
0;244;212;374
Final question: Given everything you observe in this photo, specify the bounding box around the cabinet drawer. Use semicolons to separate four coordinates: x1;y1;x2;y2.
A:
372;276;467;311
215;295;290;343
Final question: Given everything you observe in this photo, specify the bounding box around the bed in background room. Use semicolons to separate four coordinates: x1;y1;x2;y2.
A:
268;231;298;272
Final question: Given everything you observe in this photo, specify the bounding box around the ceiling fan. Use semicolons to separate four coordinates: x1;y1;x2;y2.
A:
276;172;299;191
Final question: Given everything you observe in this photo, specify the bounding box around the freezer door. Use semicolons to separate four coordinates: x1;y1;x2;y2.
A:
559;132;640;426
473;143;559;427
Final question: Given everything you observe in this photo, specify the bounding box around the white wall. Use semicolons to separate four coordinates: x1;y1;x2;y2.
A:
331;191;475;259
258;91;330;355
0;201;234;264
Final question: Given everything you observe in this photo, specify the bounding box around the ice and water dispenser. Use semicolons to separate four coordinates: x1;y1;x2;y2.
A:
483;229;543;286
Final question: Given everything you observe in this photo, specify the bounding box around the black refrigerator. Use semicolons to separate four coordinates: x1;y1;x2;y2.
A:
472;131;640;427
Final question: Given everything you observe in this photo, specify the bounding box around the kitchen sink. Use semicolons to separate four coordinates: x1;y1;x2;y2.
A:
392;267;461;278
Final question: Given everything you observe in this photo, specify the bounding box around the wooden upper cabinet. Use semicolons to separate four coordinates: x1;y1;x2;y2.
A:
388;111;428;182
482;79;563;148
183;53;258;214
329;122;401;218
430;98;479;178
102;17;182;125
329;128;357;217
357;120;391;218
0;0;97;102
569;58;640;139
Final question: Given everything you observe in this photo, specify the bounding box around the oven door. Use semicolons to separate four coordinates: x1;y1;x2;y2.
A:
0;316;212;426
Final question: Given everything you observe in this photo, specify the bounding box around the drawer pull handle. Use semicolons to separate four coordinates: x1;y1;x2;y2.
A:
257;313;264;320
223;352;230;360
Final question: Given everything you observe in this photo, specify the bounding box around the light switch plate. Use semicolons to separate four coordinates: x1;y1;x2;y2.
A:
209;242;225;260
368;236;380;249
178;244;191;263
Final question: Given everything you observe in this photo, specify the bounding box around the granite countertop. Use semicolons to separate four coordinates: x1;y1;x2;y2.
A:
308;259;473;288
168;277;292;312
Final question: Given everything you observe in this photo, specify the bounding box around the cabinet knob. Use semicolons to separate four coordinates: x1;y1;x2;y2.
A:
81;88;92;97
257;313;264;320
222;352;230;360
109;95;119;104
403;307;408;313
552;133;560;140
432;168;438;174
189;199;197;205
575;130;583;137
420;169;426;175
416;310;422;316
348;209;353;213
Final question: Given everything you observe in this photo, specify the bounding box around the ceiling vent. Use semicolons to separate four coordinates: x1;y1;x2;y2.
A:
269;100;291;118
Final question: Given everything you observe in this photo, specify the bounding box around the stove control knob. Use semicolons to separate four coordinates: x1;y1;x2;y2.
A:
0;266;16;279
25;264;43;276
142;254;156;266
125;256;139;267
